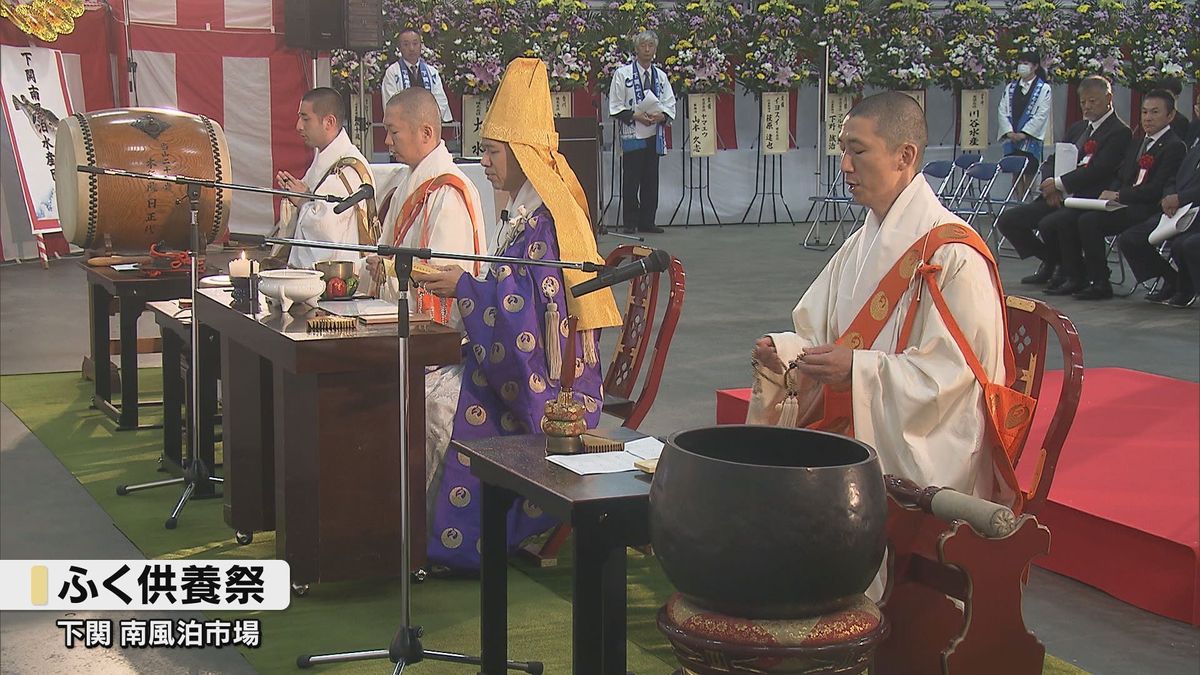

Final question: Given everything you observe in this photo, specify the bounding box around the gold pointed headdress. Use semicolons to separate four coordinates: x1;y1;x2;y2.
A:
482;58;621;331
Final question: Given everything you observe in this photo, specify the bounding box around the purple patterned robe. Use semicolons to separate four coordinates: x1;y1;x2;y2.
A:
428;205;604;570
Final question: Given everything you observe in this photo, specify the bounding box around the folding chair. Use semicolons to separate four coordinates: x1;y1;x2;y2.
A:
803;168;864;251
947;162;1000;228
944;153;982;205
995;158;1053;259
922;160;955;204
982;155;1032;245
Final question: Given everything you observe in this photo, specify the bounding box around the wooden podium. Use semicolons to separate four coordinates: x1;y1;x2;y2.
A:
554;116;602;231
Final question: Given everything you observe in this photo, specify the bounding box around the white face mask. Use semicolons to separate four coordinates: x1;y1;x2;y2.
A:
1017;64;1034;77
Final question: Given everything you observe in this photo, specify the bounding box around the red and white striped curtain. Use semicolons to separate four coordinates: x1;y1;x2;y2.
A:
2;0;321;236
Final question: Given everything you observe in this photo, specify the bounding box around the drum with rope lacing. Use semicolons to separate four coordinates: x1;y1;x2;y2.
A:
54;107;232;252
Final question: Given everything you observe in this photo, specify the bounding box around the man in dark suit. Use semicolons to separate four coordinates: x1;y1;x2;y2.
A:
1117;115;1200;306
996;75;1131;285
1051;89;1187;300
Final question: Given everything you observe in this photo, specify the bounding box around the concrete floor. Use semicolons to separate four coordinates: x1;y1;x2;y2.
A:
1;223;1197;674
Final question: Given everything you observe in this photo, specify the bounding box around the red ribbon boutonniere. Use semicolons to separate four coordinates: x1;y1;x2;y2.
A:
1083;140;1098;155
1138;153;1155;170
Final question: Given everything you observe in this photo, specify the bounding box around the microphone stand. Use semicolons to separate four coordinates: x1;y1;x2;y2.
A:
96;165;354;530
230;234;611;674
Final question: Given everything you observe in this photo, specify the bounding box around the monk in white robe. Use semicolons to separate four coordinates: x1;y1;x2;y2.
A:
274;87;374;269
750;92;1007;501
362;88;487;490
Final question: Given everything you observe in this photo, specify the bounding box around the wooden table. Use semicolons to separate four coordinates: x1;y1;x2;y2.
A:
147;300;219;492
454;434;652;675
195;289;463;585
84;264;192;430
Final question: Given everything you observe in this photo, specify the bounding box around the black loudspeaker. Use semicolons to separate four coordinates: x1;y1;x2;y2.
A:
344;0;383;52
284;0;345;51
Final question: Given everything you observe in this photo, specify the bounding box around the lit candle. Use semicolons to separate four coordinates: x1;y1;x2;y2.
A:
230;251;251;277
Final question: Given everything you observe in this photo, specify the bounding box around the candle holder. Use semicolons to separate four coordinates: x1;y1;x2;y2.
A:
230;276;251;311
248;273;261;314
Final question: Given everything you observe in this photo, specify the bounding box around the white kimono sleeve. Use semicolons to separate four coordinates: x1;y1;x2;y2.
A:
608;68;631;117
376;186;480;303
850;244;1005;498
747;257;841;425
1020;83;1052;141
428;66;453;122
381;62;401;106
290;165;362;268
657;70;677;122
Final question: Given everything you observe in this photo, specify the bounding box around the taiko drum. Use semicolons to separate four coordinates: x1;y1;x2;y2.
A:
54;107;232;252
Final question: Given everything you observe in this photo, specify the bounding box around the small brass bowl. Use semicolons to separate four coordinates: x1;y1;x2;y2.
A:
313;260;356;282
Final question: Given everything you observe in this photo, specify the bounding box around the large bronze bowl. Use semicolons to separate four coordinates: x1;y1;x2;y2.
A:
649;425;887;619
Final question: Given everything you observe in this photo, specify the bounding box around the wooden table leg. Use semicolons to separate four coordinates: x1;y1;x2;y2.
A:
160;327;183;471
480;481;511;674
89;283;113;411
599;537;628;675
572;518;606;675
116;297;144;430
221;336;275;535
193;325;220;498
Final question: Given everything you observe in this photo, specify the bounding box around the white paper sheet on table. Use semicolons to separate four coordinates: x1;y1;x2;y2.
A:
624;437;664;460
316;299;398;316
547;452;640;475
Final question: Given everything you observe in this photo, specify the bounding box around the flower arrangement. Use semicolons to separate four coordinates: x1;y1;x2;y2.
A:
820;0;870;93
1053;0;1128;82
331;50;388;94
443;44;507;95
523;0;594;90
735;0;817;93
436;0;523;95
865;0;939;91
593;1;664;85
999;0;1064;80
660;0;737;93
937;0;1006;91
662;36;734;94
1122;0;1193;91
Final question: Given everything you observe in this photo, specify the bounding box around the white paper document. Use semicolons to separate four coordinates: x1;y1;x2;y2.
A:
632;91;666;139
624;436;664;461
1054;142;1079;178
1149;204;1198;245
1064;197;1126;212
547;452;640;475
316;299;398;317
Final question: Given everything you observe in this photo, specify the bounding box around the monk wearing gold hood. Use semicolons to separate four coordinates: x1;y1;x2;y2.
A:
414;58;622;571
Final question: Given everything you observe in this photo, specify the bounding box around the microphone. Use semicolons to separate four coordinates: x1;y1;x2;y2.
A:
570;249;671;298
332;183;375;214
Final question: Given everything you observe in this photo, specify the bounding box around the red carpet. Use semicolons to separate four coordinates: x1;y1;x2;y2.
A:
714;368;1200;625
